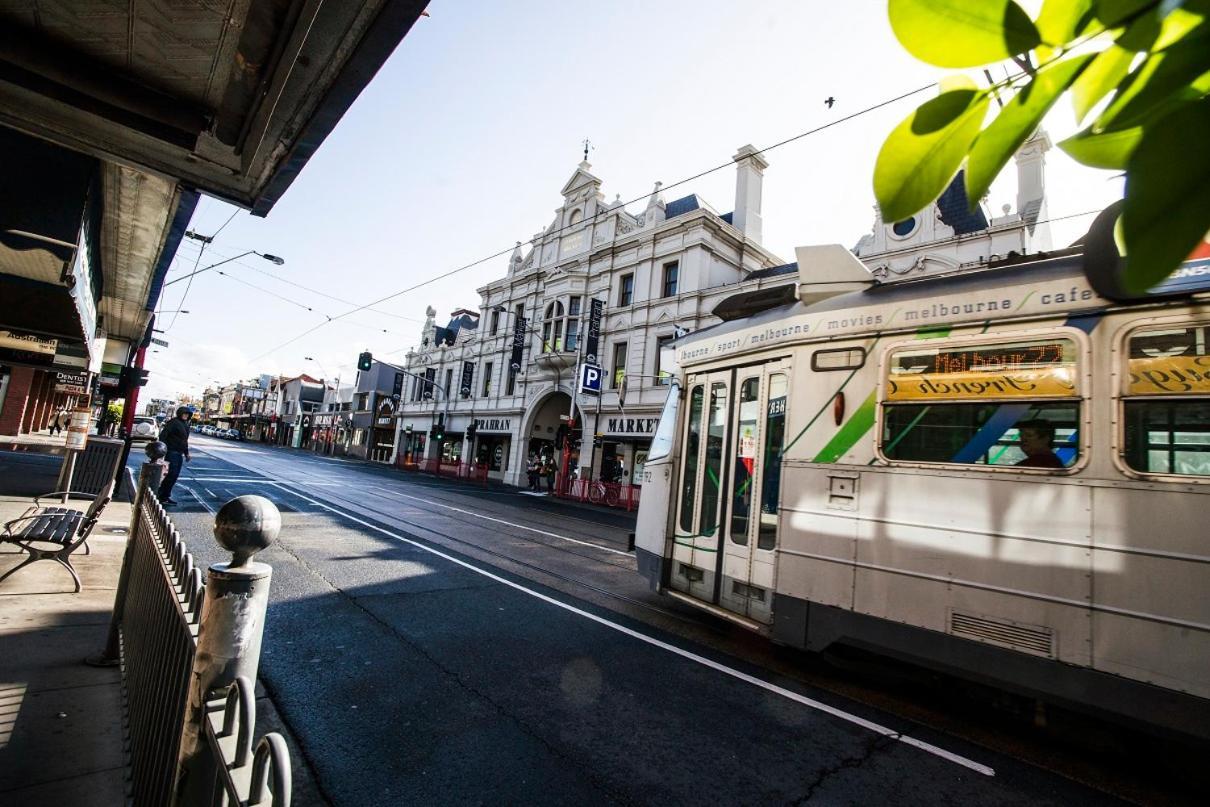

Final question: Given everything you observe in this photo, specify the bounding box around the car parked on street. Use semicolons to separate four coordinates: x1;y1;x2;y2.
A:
130;416;157;441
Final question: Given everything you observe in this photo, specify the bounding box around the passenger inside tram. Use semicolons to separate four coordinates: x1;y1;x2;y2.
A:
1014;419;1065;468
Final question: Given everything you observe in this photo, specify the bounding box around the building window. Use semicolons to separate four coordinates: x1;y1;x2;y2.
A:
506;367;517;395
655;335;675;385
619;273;634;306
515;303;525;321
662;262;679;297
483;362;494;397
611;342;628;389
443;368;454;400
490;309;500;335
569;296;581;316
542;301;566;353
355;393;369;411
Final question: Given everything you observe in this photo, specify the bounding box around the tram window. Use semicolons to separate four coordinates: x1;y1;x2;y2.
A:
700;383;729;537
758;374;788;550
812;346;865;371
882;403;1079;467
880;337;1080;469
1121;323;1210;477
648;381;680;461
730;378;760;545
678;386;704;533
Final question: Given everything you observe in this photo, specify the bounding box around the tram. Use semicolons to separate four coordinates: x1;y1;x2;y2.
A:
634;238;1210;740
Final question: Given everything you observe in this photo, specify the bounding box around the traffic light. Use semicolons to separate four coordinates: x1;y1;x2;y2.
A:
357;351;373;372
593;433;603;448
118;366;150;393
466;422;477;440
432;422;445;441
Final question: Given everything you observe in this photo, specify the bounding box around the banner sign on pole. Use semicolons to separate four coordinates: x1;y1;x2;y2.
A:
65;407;91;451
423;368;436;399
585;299;604;364
460;361;475;397
510;315;527;371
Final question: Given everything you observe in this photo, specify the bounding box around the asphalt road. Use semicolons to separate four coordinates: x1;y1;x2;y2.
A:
145;436;1154;806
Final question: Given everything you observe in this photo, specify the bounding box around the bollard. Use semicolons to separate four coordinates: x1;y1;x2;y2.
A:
174;494;281;807
86;441;167;667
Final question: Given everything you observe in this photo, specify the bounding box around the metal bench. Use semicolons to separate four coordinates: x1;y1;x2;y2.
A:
0;480;115;592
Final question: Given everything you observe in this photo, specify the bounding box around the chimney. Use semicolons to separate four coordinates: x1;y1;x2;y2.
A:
732;144;769;243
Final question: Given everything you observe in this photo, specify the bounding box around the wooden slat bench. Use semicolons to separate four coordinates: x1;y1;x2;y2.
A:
0;481;115;592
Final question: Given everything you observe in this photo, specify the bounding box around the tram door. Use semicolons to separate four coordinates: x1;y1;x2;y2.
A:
718;364;788;624
670;371;731;603
670;363;789;624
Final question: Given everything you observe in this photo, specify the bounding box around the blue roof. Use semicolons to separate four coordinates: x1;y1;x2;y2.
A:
663;194;701;218
720;211;733;225
936;170;988;235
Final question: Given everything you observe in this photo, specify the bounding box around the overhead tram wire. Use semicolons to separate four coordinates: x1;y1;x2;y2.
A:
249;80;943;363
165;207;239;332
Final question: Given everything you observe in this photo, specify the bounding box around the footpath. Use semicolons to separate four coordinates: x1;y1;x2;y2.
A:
0;448;326;806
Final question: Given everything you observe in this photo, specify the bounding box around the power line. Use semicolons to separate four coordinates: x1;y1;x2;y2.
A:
249;80;941;364
163;207;239;332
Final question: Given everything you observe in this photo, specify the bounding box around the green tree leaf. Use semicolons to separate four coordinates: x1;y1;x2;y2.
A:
966;55;1093;205
874;89;990;222
1072;45;1138;120
1093;0;1157;28
1097;37;1210;129
889;0;1041;68
1036;0;1094;45
1058;124;1142;168
1121;96;1210;292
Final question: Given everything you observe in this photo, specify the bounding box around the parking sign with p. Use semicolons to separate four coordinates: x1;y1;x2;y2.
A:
579;363;602;395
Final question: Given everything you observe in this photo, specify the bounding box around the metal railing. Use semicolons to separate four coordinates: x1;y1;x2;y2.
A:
555;476;642;512
398;455;490;485
92;445;292;806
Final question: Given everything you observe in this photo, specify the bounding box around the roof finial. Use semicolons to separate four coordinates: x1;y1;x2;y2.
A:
582;137;594;162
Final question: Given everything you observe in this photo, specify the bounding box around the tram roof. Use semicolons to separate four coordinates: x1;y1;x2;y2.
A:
678;250;1091;352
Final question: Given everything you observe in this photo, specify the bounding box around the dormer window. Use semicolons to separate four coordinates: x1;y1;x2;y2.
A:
891;217;917;238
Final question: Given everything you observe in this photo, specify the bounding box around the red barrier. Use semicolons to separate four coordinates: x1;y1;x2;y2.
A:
396;456;488;486
554;475;642;512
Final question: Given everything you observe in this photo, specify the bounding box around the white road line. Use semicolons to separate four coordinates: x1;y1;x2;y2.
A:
182;476;267;483
365;484;629;557
272;481;994;777
179;485;216;515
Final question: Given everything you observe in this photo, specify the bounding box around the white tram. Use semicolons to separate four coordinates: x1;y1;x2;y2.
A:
635;242;1210;740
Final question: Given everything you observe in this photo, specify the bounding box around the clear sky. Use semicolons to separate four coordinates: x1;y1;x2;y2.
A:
144;0;1124;401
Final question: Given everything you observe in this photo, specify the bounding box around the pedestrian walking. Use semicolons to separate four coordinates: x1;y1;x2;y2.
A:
48;408;65;436
157;406;193;505
526;454;540;491
545;456;558;493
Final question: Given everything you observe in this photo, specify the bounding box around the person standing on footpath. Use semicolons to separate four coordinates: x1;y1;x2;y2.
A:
157;406;193;505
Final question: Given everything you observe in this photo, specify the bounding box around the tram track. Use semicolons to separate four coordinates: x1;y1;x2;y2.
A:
183;446;718;633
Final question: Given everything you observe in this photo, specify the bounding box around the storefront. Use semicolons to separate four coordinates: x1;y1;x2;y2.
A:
595;411;660;485
370;397;397;463
469;415;514;480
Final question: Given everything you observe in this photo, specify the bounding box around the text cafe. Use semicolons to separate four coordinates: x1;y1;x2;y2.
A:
597;414;660;485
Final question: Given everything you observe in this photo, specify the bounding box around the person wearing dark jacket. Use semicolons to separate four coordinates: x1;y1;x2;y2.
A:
157;406;193;504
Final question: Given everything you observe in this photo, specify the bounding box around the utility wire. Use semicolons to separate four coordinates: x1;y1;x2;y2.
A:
164;207;238;332
249;80;942;364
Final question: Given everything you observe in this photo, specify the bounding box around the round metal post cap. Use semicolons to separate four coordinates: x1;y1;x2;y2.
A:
213;495;281;567
144;440;168;461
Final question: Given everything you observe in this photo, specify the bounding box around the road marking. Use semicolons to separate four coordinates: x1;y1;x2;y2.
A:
273;481;994;777
365;484;629;556
178;485;216;515
181;476;268;483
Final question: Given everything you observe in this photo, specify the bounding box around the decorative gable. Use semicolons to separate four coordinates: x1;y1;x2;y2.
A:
560;160;602;199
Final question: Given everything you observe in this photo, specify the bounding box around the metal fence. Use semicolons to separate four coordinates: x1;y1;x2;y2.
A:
97;453;292;806
555;476;642;512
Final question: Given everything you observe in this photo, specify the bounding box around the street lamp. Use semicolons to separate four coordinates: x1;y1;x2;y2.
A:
163;251;285;287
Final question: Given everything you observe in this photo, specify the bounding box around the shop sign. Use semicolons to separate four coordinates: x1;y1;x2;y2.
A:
0;330;58;366
511;316;527;370
474;417;512;433
54;370;89;395
460;361;474;398
605;416;660;436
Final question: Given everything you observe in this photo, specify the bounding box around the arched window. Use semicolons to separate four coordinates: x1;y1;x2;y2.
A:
568;209;583;226
540;298;582;353
542;301;566;353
